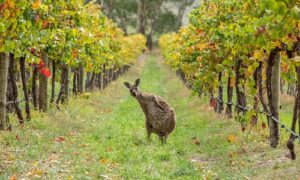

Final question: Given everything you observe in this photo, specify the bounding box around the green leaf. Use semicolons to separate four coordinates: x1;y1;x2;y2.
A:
0;22;5;34
260;0;276;10
222;59;233;66
273;2;287;15
216;64;223;72
4;40;16;52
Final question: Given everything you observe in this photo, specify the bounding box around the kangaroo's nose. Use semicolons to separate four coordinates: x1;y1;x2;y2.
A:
132;92;137;97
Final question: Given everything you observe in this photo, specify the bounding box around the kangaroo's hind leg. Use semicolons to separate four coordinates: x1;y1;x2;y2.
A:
159;136;164;144
146;121;152;140
158;132;166;145
163;133;169;144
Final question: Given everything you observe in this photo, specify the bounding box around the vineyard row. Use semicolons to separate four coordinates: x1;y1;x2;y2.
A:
159;0;300;159
0;1;146;131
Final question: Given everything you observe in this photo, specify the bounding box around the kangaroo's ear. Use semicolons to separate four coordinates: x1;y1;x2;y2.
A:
134;79;140;87
124;82;131;89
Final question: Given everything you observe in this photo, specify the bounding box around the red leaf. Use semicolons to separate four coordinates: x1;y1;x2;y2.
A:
44;68;51;78
16;134;20;141
39;67;51;78
55;136;65;143
31;48;35;54
261;122;266;129
39;59;45;68
210;98;216;109
0;3;6;13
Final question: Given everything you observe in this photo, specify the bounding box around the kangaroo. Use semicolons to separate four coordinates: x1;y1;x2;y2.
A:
124;79;176;144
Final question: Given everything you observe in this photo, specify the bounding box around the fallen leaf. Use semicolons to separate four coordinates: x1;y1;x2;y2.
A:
8;155;16;161
67;143;72;148
227;135;235;143
16;134;20;141
69;131;77;136
193;139;200;146
27;168;43;177
77;144;88;148
33;169;43;176
99;158;110;164
105;109;112;113
55;136;65;143
100;175;109;179
9;174;17;180
110;162;119;168
261;122;266;129
240;161;246;166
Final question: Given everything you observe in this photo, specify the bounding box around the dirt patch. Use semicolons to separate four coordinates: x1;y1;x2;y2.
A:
190;154;218;167
253;165;300;180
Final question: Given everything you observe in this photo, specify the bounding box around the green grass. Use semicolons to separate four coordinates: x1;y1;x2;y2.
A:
0;52;299;179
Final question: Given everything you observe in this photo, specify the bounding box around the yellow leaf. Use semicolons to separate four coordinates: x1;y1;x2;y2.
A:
27;168;43;177
227;134;235;143
6;1;15;9
35;169;43;176
3;9;10;18
297;21;300;29
246;66;254;77
273;41;282;48
252;50;264;60
99;158;109;164
41;4;49;12
32;0;41;10
107;54;114;60
196;43;208;51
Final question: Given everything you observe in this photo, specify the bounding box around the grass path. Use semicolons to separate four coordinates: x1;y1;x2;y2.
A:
0;52;300;179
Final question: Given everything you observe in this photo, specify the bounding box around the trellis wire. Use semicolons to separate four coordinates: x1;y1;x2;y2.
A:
211;97;300;140
6;97;33;105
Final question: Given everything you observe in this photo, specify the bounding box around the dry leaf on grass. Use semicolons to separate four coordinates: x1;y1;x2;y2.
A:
77;144;89;148
9;175;17;180
27;168;44;177
227;134;235;143
69;131;77;136
106;147;113;152
15;134;20;141
99;158;110;164
192;139;200;146
55;136;65;143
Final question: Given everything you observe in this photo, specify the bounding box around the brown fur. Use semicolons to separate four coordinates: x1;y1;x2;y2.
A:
124;79;176;144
